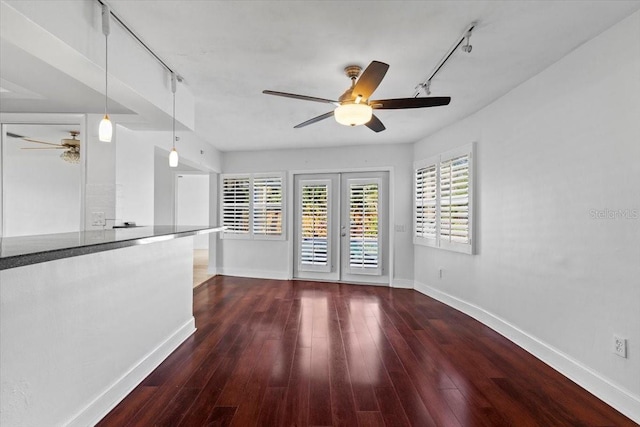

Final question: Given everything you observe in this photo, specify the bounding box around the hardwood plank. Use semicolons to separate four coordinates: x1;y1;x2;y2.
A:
216;330;269;406
281;346;311;426
205;406;237;427
256;386;286;426
342;331;379;411
442;388;509;427
374;386;411;427
309;337;333;426
96;386;156;426
327;295;359;426
177;356;239;426
229;339;281;427
356;411;385;427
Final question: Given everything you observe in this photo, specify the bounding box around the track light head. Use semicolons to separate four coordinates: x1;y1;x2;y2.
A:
101;4;111;37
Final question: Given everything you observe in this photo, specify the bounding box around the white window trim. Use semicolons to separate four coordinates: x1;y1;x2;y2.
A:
414;143;474;255
220;172;286;241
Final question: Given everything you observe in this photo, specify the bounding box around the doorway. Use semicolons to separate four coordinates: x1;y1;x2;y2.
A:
293;171;389;285
175;173;211;287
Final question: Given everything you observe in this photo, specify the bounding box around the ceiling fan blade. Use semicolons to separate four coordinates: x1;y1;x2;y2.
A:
294;111;334;129
371;97;451;110
21;146;67;150
263;90;338;105
352;61;389;101
21;137;64;147
365;114;386;133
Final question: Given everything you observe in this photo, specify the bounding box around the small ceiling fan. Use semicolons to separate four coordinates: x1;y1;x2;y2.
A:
16;131;81;163
263;60;451;132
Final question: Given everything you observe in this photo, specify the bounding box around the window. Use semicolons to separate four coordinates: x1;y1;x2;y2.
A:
414;143;473;254
222;176;250;234
221;173;284;239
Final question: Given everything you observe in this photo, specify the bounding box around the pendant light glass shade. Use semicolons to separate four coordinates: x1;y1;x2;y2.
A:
99;114;112;142
169;147;179;167
334;103;373;126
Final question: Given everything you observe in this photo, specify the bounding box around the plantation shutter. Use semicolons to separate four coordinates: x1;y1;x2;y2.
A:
415;165;437;240
222;176;250;234
348;181;380;273
253;175;283;237
439;154;470;244
414;143;473;254
299;183;330;269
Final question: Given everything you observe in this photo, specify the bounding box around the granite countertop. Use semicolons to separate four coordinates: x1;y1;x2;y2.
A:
0;225;225;270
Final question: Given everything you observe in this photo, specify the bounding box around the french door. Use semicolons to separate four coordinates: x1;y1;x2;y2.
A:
293;172;388;285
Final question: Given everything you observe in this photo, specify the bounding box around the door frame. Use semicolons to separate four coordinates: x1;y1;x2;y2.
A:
288;166;394;285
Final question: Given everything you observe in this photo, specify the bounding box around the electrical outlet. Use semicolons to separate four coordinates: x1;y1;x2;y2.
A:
614;335;627;358
91;212;105;226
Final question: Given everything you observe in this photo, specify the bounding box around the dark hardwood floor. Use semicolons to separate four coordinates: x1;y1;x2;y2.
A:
98;276;637;426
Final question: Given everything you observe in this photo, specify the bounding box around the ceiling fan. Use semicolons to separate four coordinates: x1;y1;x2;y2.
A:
16;131;81;163
263;60;451;132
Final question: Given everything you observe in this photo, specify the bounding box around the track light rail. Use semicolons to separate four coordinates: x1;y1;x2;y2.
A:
96;0;183;82
414;21;477;97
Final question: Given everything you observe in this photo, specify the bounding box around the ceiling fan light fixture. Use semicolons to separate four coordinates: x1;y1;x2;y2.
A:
334;103;372;127
60;150;80;164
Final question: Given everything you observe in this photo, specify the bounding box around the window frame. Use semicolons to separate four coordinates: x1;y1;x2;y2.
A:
220;172;286;241
414;143;474;254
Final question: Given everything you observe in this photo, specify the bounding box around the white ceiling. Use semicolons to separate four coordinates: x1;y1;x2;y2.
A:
2;1;640;152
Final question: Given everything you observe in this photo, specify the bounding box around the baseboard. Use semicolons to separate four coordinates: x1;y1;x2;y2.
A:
65;317;196;427
218;267;289;281
413;281;640;424
391;279;414;289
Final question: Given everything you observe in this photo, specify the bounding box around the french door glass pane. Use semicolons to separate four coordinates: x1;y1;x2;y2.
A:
300;184;328;266
349;183;379;269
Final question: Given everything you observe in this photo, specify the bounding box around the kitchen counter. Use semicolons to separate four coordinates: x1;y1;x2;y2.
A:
1;225;224;426
0;225;224;270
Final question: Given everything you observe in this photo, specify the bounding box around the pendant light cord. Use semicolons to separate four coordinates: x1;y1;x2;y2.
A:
104;34;109;115
172;72;176;149
172;90;176;149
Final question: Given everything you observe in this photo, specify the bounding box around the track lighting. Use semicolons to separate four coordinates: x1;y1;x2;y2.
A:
414;21;477;97
461;31;473;53
99;3;112;142
169;72;179;167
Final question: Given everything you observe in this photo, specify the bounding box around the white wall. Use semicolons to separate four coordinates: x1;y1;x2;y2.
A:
176;174;209;249
85;114;116;231
2;124;82;236
116;129;222;227
153;147;176;226
115;126;154;225
413;11;640;421
221;143;414;285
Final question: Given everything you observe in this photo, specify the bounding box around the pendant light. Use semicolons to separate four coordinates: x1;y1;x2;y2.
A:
169;72;179;167
99;4;113;142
